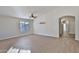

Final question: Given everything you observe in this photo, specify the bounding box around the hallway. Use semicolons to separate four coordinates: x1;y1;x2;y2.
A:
61;32;75;38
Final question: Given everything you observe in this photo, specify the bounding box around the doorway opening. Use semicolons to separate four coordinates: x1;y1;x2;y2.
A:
59;16;75;38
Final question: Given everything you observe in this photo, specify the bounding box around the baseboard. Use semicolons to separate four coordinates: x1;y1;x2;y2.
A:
0;34;33;40
68;32;75;35
33;33;59;39
0;33;59;40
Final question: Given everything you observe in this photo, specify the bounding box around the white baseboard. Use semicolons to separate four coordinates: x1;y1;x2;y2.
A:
0;33;32;40
33;33;59;38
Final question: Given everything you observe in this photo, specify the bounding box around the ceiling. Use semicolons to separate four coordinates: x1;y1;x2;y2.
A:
0;6;79;19
0;6;57;19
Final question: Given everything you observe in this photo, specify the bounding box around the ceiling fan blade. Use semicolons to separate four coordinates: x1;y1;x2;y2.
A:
31;13;33;17
30;13;37;18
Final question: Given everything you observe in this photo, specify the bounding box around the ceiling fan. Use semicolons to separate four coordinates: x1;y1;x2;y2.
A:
30;13;37;19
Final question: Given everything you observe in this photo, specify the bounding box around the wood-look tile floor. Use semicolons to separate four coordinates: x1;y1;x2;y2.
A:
0;34;79;53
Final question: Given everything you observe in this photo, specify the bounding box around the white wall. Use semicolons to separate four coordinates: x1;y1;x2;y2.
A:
34;11;59;37
33;7;79;39
75;16;79;40
33;14;59;37
0;16;33;40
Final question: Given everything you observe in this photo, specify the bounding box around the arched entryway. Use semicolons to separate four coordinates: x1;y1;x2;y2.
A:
59;16;75;38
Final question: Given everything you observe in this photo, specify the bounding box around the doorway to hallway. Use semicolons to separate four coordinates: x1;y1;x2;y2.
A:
59;16;75;38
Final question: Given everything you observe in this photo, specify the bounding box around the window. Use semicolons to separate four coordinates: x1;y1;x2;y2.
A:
20;20;30;33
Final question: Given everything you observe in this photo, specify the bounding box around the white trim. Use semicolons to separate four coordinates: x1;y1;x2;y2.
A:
34;33;59;38
0;34;32;40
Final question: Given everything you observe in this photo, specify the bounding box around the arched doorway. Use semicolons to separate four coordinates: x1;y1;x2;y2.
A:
59;16;75;38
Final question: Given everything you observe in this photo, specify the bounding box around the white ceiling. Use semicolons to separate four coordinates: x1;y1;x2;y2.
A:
0;6;79;19
0;6;56;18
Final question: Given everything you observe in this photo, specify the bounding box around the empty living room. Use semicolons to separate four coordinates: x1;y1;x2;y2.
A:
0;6;79;53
